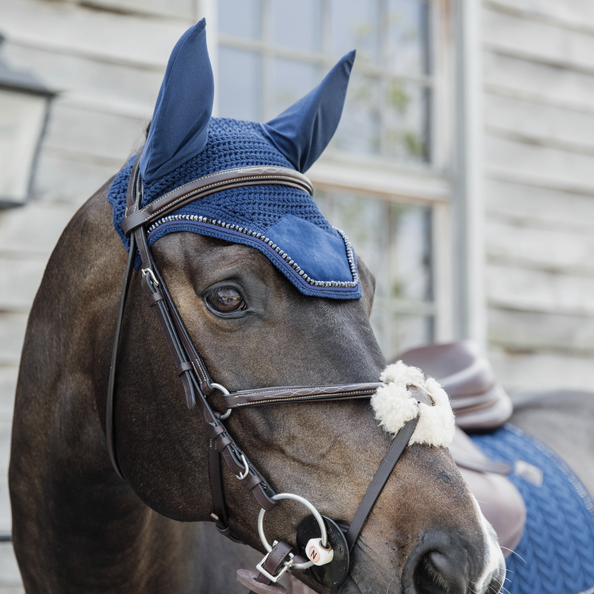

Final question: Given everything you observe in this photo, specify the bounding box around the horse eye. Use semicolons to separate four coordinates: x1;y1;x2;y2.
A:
206;287;247;313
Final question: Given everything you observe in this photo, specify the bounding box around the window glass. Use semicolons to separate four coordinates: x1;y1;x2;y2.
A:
330;0;380;64
272;0;322;53
217;0;432;163
273;58;322;118
387;0;431;76
370;312;433;359
382;202;432;302
385;82;429;162
331;74;381;156
216;1;438;358
219;0;262;40
316;189;433;358
218;47;262;121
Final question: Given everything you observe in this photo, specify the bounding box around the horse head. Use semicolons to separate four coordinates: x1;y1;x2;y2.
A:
10;19;504;594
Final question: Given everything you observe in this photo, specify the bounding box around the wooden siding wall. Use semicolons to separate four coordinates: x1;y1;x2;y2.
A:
1;0;594;586
0;0;198;588
483;0;594;392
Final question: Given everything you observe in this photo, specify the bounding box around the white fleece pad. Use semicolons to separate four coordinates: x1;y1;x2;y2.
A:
370;360;455;447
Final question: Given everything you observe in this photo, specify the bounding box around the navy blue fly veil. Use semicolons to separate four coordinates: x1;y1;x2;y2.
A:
108;19;362;299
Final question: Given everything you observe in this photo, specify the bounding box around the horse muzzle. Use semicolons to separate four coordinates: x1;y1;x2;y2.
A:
401;525;505;594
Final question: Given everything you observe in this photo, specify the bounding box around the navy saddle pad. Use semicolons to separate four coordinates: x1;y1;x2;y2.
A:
471;424;594;594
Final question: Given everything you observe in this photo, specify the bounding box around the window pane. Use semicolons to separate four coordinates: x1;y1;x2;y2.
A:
311;190;434;360
330;74;381;156
219;0;262;40
370;311;433;359
383;202;432;302
315;191;432;303
272;0;322;53
273;58;322;118
385;82;430;163
218;47;262;121
330;0;380;64
387;0;431;76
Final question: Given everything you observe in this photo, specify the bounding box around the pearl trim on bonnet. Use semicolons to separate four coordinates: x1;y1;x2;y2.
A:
371;361;455;447
147;214;360;288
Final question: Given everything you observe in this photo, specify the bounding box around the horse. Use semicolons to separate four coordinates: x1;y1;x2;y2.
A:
8;20;505;594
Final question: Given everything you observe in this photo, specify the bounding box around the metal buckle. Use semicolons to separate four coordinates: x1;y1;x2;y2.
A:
235;453;249;480
210;382;232;420
255;543;294;583
141;268;159;287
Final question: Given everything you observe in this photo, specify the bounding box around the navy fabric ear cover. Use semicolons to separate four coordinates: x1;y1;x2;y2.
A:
109;20;363;299
261;50;355;173
139;19;214;183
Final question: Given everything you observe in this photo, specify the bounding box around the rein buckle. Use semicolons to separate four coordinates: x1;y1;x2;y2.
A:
255;542;294;583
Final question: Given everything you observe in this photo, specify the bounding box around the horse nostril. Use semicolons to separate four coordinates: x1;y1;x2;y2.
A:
404;543;470;594
427;551;469;594
485;571;505;594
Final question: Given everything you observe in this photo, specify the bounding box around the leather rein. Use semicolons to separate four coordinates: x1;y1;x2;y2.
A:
107;156;428;583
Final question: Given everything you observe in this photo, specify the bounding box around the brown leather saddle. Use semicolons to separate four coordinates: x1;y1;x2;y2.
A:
395;340;526;556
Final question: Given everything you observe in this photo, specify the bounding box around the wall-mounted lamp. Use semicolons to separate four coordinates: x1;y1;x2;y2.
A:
0;34;55;208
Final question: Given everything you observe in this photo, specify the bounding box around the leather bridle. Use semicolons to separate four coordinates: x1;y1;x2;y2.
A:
107;155;429;585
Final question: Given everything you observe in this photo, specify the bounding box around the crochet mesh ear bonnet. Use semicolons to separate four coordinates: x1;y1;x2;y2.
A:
107;19;361;299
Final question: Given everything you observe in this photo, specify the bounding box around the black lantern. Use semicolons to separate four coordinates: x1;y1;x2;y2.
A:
0;34;55;208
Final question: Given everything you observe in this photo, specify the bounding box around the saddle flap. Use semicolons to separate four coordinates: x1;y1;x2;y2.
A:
450;427;526;556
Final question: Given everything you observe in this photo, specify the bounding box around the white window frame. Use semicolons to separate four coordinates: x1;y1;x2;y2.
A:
197;0;485;351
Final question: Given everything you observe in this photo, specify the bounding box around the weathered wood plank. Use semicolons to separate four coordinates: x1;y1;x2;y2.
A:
0;368;18;421
486;0;594;32
0;0;190;69
0;539;21;581
83;0;195;20
33;150;119;206
485;92;594;151
485;179;594;231
484;50;594;108
485;134;594;192
486;219;594;273
3;43;163;112
0;258;47;312
0;584;24;594
0;421;11;471
489;307;594;355
0;314;28;367
484;6;594;72
487;263;594;316
44;102;146;163
0;202;77;256
489;346;594;393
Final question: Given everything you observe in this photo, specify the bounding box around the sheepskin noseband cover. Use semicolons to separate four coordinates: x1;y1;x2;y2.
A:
371;361;455;447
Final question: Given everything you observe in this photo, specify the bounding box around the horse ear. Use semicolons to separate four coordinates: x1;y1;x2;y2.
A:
261;50;355;173
140;19;214;183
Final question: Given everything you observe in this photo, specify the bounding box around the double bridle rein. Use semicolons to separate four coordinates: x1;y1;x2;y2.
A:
107;156;429;590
